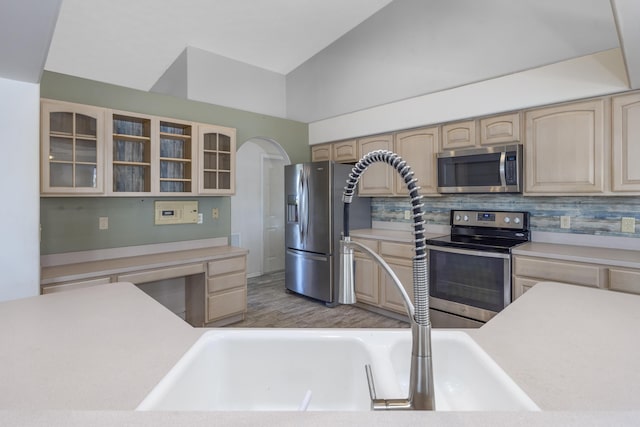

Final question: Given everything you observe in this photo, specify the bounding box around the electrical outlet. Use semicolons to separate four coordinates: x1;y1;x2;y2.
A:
212;208;219;219
560;216;570;229
197;213;203;224
99;216;109;230
404;210;411;220
621;217;636;233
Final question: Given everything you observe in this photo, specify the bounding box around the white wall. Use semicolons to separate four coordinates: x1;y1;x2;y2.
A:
309;49;629;144
0;77;40;301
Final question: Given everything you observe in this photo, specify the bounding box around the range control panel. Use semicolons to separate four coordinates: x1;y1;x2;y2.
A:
451;210;527;230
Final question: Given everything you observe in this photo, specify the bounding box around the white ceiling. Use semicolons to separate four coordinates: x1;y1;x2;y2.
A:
44;0;393;91
2;0;639;122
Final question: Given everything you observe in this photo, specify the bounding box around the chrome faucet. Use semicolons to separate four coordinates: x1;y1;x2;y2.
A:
339;150;435;410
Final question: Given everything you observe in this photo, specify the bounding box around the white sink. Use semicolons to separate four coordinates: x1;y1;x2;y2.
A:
137;329;539;412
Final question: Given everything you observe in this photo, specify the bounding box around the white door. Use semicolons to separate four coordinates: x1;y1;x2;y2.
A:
262;154;286;272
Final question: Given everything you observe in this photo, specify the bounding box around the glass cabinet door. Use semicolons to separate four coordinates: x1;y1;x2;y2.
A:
198;125;236;194
159;121;194;194
111;114;152;193
41;101;104;194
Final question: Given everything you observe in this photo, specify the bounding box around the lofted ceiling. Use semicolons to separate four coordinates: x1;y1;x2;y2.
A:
44;0;394;91
2;0;639;122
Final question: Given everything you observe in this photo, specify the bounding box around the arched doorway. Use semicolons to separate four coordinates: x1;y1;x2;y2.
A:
231;138;291;278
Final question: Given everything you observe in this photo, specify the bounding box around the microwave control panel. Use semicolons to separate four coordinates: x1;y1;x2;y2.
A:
451;210;527;230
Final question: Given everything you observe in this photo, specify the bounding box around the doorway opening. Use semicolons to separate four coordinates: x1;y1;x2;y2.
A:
231;138;290;278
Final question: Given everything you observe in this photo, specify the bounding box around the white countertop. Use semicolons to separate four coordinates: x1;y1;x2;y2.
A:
350;228;445;243
1;281;640;425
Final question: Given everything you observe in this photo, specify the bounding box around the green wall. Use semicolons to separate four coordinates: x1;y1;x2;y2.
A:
40;72;309;255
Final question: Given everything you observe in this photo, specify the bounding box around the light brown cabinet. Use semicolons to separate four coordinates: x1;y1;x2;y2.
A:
513;254;640;299
205;255;247;324
441;120;476;150
41;100;106;195
352;236;414;317
394;126;440;196
612;92;640;193
311;144;332;162
41;99;237;197
197;124;237;195
357;134;395;196
332;139;358;163
524;99;607;195
480;113;521;145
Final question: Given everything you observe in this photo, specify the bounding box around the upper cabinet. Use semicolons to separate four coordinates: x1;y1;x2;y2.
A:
198;125;236;195
41;100;105;195
441;113;520;150
479;113;521;145
524;99;607;195
311;144;331;162
394;126;440;196
40;99;237;197
109;112;153;194
357;134;395;196
441;120;476;150
310;140;357;163
612;92;640;193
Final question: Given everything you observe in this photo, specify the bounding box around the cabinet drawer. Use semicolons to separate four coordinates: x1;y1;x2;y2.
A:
380;241;413;259
42;276;111;294
208;256;246;276
352;237;379;254
514;257;606;288
207;288;246;321
609;268;640;295
208;271;245;293
117;263;204;284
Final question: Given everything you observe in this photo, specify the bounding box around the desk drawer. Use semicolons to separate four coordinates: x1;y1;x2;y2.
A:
609;268;640;295
208;271;245;293
208;256;246;276
207;288;246;321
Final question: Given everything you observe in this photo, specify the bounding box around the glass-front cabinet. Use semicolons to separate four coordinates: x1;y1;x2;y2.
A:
159;120;194;194
110;113;152;194
41;100;105;194
40;100;237;197
198;125;236;195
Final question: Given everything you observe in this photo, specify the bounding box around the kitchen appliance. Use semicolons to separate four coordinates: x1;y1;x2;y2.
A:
426;209;530;328
437;144;523;193
285;161;370;305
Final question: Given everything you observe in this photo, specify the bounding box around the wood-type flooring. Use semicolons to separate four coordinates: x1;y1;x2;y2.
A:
230;270;410;328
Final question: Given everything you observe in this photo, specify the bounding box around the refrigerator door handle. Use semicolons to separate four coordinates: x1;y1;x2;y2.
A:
286;249;327;262
298;169;305;244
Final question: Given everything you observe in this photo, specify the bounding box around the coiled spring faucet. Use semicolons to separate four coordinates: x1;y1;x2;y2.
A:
338;150;435;410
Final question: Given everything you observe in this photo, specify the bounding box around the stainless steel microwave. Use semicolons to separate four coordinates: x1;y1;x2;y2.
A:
437;144;523;193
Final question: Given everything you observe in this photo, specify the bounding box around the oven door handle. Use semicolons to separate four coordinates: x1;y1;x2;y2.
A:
426;244;510;259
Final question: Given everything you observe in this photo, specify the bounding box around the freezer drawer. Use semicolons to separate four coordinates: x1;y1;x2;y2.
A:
285;248;332;303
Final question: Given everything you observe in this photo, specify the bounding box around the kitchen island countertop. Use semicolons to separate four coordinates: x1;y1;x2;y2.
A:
1;281;639;425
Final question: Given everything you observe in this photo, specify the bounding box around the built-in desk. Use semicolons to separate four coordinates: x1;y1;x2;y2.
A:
40;239;248;327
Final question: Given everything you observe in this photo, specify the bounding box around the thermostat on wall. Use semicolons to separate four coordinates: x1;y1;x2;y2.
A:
154;201;198;225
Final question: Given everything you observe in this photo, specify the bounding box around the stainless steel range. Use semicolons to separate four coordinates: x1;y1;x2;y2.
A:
426;210;530;328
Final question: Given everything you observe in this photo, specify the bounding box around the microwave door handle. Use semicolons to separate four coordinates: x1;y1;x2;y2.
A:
499;151;507;187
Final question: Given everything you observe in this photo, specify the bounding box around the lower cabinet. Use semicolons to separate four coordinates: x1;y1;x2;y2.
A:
206;255;247;325
353;236;414;317
513;254;640;299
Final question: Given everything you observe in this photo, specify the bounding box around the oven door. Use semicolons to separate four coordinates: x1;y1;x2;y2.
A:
427;245;511;323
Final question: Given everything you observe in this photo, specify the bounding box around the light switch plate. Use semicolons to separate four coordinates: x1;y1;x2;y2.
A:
621;217;636;233
99;217;109;230
560;216;570;229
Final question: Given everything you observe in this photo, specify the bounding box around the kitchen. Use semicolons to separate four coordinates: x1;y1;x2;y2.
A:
2;0;640;424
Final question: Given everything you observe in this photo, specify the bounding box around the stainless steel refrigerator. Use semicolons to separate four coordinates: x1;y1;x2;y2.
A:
285;161;371;306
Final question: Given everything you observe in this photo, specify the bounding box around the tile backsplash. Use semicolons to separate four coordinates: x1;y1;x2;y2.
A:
372;195;640;238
